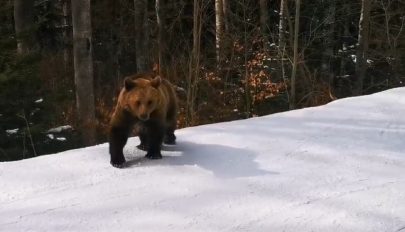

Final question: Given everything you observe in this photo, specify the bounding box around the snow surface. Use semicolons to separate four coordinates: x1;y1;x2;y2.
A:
1;88;405;232
47;125;72;133
5;129;18;135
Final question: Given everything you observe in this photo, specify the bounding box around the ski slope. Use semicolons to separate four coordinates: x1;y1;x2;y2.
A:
1;88;405;232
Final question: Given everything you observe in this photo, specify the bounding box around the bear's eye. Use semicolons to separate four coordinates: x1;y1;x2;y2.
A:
147;100;153;106
135;101;141;107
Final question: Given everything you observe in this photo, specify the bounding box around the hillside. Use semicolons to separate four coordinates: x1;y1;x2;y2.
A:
1;88;405;232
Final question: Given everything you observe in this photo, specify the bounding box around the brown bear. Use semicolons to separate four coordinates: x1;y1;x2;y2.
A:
109;73;177;168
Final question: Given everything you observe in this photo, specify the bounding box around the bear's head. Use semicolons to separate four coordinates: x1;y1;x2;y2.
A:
122;76;161;121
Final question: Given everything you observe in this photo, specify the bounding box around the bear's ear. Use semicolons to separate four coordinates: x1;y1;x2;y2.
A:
151;76;161;88
124;77;136;90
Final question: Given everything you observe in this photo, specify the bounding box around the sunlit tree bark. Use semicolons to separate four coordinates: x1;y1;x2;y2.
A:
215;0;224;67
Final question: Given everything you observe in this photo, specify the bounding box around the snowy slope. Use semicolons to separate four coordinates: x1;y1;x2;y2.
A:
1;88;405;232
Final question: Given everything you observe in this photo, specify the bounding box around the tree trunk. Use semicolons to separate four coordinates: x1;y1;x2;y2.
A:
278;0;287;85
339;1;350;79
222;0;229;33
242;1;251;116
259;0;269;37
14;0;35;54
134;0;150;72
290;0;301;110
215;0;224;68
321;0;336;85
155;0;168;76
278;0;287;51
62;0;72;71
71;0;96;145
354;0;371;95
187;0;202;126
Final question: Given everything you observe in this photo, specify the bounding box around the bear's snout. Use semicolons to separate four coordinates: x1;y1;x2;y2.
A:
139;113;149;121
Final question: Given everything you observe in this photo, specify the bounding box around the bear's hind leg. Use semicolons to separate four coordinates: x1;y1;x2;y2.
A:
164;127;176;145
163;109;177;145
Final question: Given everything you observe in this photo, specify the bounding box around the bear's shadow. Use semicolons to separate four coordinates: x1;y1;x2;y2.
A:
124;140;278;179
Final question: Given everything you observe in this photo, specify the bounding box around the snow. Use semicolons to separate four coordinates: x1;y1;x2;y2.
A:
30;108;40;116
1;88;405;232
56;137;66;141
5;129;18;135
351;54;357;63
47;134;66;141
47;125;72;133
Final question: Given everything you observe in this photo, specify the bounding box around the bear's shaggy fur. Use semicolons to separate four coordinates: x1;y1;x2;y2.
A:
109;73;177;168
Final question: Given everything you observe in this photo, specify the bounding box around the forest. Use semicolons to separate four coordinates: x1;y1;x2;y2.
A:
1;0;404;161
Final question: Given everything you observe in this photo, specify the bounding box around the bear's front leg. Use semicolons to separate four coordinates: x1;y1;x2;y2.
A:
109;126;130;168
136;127;149;151
144;121;164;159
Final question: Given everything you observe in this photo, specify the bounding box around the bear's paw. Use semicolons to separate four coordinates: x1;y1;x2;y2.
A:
110;158;126;168
145;152;162;159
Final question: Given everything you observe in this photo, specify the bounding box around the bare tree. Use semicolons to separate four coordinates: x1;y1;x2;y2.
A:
338;1;351;80
278;0;287;50
187;0;203;126
354;0;371;95
14;0;36;54
290;0;301;110
278;0;287;88
242;0;251;116
71;0;96;145
380;0;405;81
215;0;225;67
134;0;150;72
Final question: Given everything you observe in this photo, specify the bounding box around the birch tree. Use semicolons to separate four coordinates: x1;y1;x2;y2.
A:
215;0;225;67
354;0;371;95
155;0;168;75
278;0;287;51
278;0;287;85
